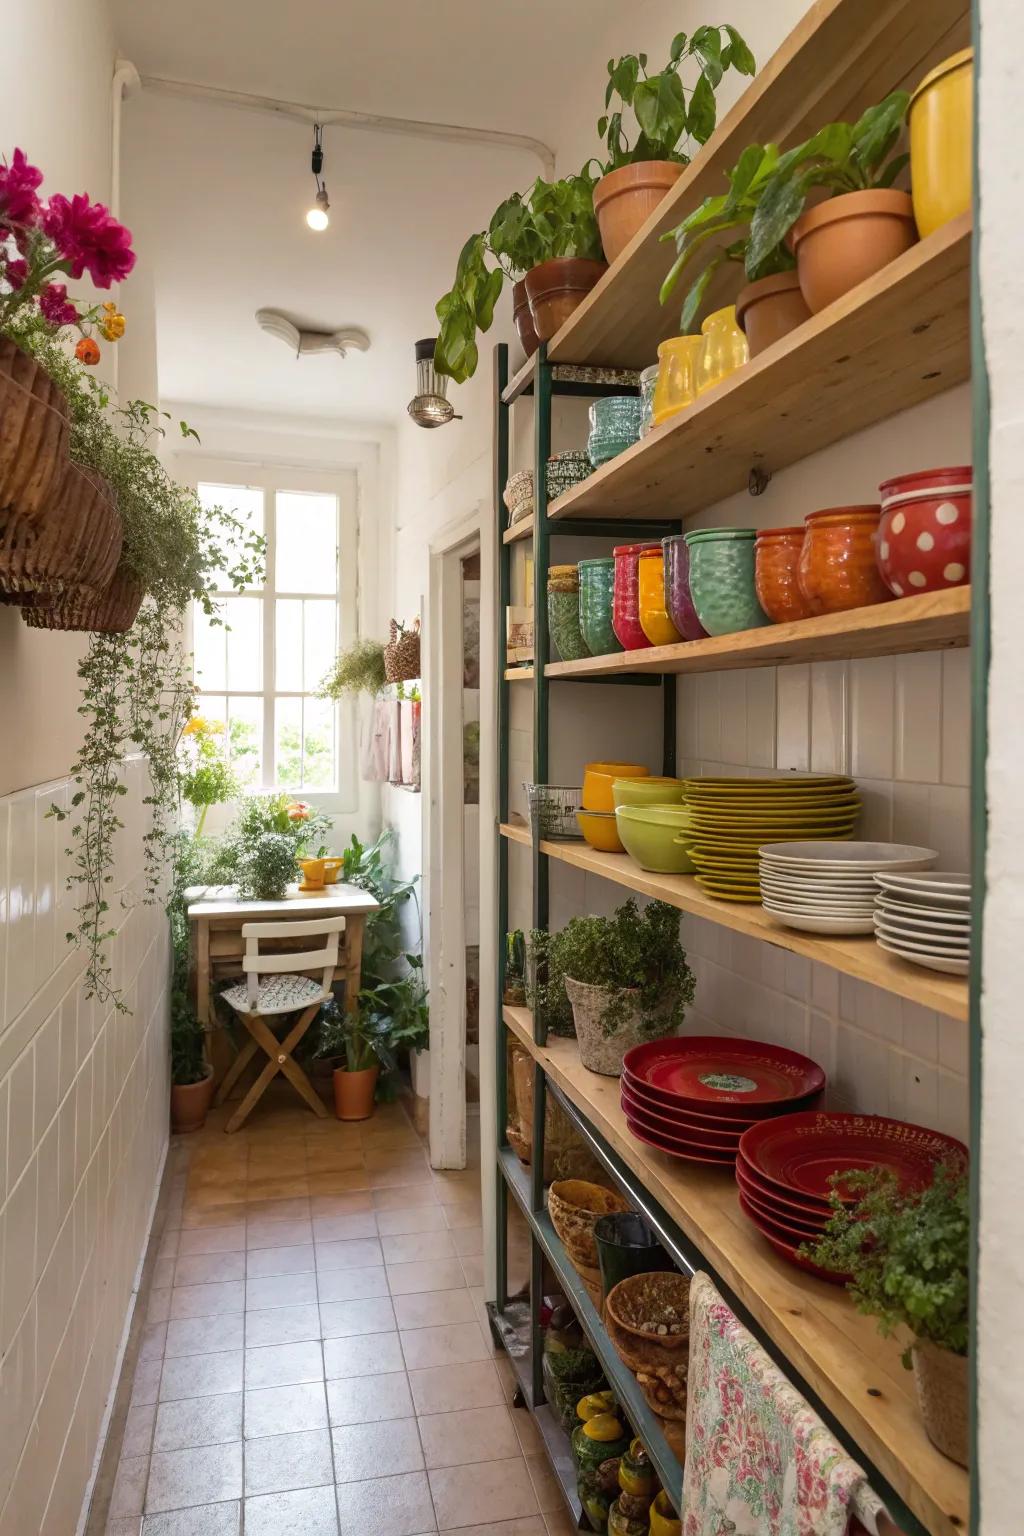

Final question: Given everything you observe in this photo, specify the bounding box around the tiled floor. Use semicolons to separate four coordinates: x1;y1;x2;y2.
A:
102;1084;569;1536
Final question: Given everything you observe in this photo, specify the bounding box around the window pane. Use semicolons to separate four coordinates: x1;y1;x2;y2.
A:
226;696;262;787
198;482;264;591
225;597;263;691
192;607;227;693
275;491;338;594
274;696;303;788
304;600;337;691
302;697;336;790
275;599;304;691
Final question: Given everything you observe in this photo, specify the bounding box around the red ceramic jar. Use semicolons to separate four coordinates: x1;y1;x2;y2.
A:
755;526;816;623
797;505;892;615
877;464;972;597
612;542;659;650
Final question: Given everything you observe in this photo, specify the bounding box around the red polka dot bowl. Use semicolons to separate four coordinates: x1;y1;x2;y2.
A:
877;465;972;598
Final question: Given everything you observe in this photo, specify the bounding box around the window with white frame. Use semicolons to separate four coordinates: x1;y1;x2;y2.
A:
188;462;358;804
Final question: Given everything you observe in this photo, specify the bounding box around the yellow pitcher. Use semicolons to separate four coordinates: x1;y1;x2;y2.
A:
298;857;326;892
652;335;703;426
696;304;749;395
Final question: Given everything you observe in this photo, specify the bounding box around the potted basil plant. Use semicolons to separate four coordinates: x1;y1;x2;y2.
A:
170;989;214;1133
527;899;695;1076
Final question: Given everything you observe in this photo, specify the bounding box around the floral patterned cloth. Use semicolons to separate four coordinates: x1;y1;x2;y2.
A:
683;1273;887;1536
222;974;327;1016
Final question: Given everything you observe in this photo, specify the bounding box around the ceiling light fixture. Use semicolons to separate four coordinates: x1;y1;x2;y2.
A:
408;338;461;428
306;123;330;231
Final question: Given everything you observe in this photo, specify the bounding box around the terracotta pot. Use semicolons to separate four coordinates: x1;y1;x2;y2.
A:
22;568;144;633
792;189;917;314
593;161;685;264
755;526;816;623
512;279;540;359
0;463;121;598
911;1340;969;1466
877;464;972;597
170;1066;215;1134
0;338;70;524
735;270;811;357
524;258;608;343
798;505;892;615
333;1064;379;1120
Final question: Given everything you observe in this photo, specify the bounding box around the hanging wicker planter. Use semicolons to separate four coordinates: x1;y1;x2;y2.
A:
0;339;70;524
0;463;121;599
22;567;144;634
383;617;421;683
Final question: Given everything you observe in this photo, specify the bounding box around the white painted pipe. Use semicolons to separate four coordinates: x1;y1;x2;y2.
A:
111;58;142;220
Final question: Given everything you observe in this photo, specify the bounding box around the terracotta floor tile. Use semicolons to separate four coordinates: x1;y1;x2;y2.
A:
246;1218;314;1250
246;1272;318;1311
244;1485;338;1536
326;1371;414;1426
304;1145;365;1173
381;1230;456;1266
387;1259;466;1296
375;1206;447;1238
524;1454;563;1515
178;1224;247;1257
244;1197;311;1222
146;1287;172;1325
460;1257;485;1288
131;1359;162;1408
174;1251;246;1287
165;1313;244;1359
182;1200;249;1228
310;1192;374;1218
140;1323;167;1362
245;1303;323;1348
169;1281;246;1320
417;1406;520;1470
392;1290;476;1331
367;1165;433;1190
244;1381;328;1440
245;1174;311;1201
109;1454;149;1519
244;1340;325;1390
428;1457;538;1532
123;1402;156;1459
444;1522;546;1536
243;1427;333;1496
322;1331;404;1377
316;1296;395;1341
400;1322;492;1372
334;1469;436;1536
311;1212;378;1242
316;1266;389;1304
452;1227;483;1257
331;1417;424;1482
315;1237;384;1272
160;1349;244;1402
362;1148;430;1173
246;1244;316;1279
407;1361;505;1417
141;1503;242;1534
307;1169;371;1196
371;1184;440;1211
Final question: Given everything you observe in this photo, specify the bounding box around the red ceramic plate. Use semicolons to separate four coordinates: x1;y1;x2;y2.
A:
734;1160;831;1231
740;1111;967;1201
624;1115;736;1167
737;1193;849;1284
735;1176;828;1240
623;1036;827;1118
621;1084;742;1153
736;1152;844;1216
621;1066;761;1127
620;1080;744;1146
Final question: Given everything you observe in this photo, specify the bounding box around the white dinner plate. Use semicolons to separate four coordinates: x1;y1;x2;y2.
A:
762;904;876;934
760;842;937;870
875;938;970;975
873;907;971;936
874;918;970;951
875;894;972;920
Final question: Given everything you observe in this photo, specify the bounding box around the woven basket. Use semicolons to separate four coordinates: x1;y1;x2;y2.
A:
548;1179;631;1269
0;339;70;523
23;568;144;634
605;1271;691;1353
384;618;420;683
605;1311;689;1419
0;463;121;597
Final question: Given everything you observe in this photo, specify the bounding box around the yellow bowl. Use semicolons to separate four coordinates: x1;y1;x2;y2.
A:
577;810;625;853
582;761;649;813
910;47;973;238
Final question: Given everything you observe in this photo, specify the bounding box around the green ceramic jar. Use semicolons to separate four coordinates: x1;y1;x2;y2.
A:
588;396;642;467
548;566;591;662
685;528;770;636
579;558;622;656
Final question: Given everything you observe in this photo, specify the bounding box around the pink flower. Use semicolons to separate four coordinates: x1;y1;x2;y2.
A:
4;256;28;289
42;193;135;288
38;281;78;328
0;149;43;227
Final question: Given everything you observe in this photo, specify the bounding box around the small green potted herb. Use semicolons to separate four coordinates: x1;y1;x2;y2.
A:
527;900;695;1076
803;1161;969;1466
316;996;396;1121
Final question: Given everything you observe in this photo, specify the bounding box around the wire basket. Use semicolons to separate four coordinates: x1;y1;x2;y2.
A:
524;783;583;841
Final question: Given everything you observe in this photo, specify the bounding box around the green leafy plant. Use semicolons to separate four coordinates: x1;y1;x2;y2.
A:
598;25;755;171
746;91;910;275
167;829;213;1084
801;1162;969;1365
527;899;695;1037
236;831;298;902
317;638;387;700
179;715;239;835
207;793;335;887
315;995;397;1075
170;987;208;1086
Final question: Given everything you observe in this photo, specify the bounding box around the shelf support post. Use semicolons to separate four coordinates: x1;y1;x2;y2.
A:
533;344;552;1046
494;342;511;1312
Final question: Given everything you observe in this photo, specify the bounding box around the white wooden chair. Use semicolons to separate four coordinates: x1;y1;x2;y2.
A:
215;915;347;1133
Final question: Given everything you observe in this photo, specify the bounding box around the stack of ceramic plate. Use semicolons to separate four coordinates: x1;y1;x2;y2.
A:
874;870;971;975
682;775;861;903
759;842;938;934
737;1110;967;1282
620;1036;826;1166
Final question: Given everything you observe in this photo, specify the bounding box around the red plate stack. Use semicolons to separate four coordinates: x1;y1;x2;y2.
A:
737;1110;968;1283
620;1036;827;1168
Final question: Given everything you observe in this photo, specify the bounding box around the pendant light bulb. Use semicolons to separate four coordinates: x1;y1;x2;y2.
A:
306;187;330;232
306;125;329;230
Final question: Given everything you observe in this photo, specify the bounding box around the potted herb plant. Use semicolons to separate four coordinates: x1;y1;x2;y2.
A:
747;92;915;315
803;1161;969;1466
169;966;215;1132
594;26;756;263
527;899;695;1076
316;996;396;1120
522;169;607;341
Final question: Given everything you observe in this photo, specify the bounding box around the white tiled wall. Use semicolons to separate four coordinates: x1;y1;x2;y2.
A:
0;757;170;1534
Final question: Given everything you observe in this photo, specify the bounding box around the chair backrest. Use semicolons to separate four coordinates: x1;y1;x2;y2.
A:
240;915;347;1010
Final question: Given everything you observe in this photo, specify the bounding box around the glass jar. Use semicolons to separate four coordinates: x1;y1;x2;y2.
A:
696;304;749;395
653;335;702;425
662;533;708;641
547;564;590;661
612;543;659;650
588;395;643;467
579;557;622;656
755;525;816;623
685;528;769;636
638;364;659;438
798;505;892;614
637;548;683;646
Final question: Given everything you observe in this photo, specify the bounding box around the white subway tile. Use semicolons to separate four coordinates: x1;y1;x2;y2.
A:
810;661;849;774
6;794;37;1023
850;657;895;780
776;665;810;771
937;1070;971;1145
901;1002;939;1063
696;676;722;762
938;1016;970;1077
940;648;971;787
718;672;748;765
745;671;778;768
895;654;943;783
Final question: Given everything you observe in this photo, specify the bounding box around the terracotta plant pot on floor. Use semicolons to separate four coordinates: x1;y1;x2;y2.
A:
525;258;608;343
512;279;541;359
593;161;684;264
171;1066;215;1134
735;270;812;357
791;189;917;314
0;338;70;524
911;1340;969;1466
333;1064;379;1121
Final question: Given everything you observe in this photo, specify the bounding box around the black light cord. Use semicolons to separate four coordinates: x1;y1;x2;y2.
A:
311;124;325;194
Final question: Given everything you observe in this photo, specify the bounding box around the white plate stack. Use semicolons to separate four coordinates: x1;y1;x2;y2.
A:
759;842;938;935
873;871;972;975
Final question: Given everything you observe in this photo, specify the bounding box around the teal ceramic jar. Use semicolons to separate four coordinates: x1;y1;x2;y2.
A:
578;558;621;656
587;396;642;467
685;528;770;636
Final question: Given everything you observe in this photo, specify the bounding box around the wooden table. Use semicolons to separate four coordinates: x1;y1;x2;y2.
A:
186;883;380;1081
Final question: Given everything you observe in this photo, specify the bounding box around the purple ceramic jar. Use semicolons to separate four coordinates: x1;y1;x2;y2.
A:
663;534;708;641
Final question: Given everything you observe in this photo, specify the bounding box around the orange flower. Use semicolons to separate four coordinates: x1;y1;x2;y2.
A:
75;336;101;366
99;301;126;341
286;802;310;822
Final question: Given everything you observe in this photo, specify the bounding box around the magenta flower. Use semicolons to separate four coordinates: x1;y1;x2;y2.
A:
42;193;136;288
38;281;78;328
0;149;43;228
4;256;28;289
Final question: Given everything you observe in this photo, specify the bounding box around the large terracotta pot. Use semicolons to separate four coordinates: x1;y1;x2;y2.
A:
791;189;917;314
333;1064;379;1121
22;567;144;633
524;258;608;342
735;270;811;357
0;339;69;524
593;161;684;264
0;464;121;599
911;1340;969;1466
512;279;540;359
170;1066;215;1134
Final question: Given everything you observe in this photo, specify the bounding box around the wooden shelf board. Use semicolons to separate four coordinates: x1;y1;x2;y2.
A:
545;0;970;368
503;518;534;545
545;589;970;679
504;666;534;682
503;1006;968;1536
499;825;967;1020
546;218;970;524
502;354;536;404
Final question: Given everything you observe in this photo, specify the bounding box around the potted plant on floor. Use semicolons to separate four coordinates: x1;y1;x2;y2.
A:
593;25;756;263
316;996;396;1120
803;1160;969;1466
527;899;695;1076
170;986;214;1132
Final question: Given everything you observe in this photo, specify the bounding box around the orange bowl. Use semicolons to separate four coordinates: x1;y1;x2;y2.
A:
582;761;649;813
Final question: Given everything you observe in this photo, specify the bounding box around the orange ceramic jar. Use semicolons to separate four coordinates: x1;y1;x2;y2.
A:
797;505;893;615
755;526;816;623
637;548;683;646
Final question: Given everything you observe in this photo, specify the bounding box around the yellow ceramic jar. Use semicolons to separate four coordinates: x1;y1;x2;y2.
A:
696;304;749;396
321;857;343;884
649;1491;682;1536
909;47;973;238
652;335;702;425
637;549;683;646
